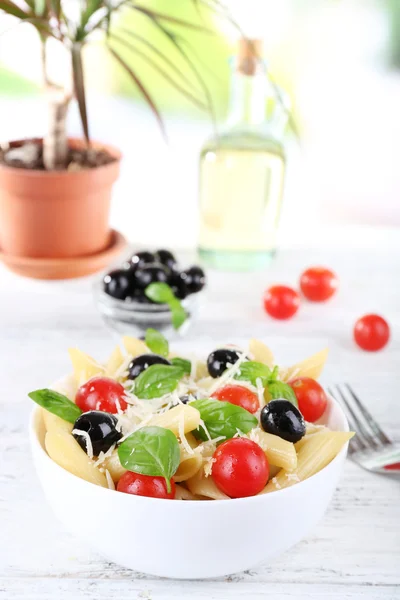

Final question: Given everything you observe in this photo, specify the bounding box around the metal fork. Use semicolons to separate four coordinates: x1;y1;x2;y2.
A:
328;384;400;475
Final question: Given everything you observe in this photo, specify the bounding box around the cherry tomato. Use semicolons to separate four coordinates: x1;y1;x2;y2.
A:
117;471;176;499
354;314;390;352
300;267;338;302
288;377;328;422
263;285;300;320
211;385;259;414
75;376;128;414
212;438;269;498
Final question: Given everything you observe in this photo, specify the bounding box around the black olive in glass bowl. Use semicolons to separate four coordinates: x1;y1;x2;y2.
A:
182;266;206;294
72;411;122;456
129;251;155;271
260;399;306;443
103;269;135;300
128;353;171;380
207;348;243;378
169;271;189;300
156;249;177;272
134;263;170;290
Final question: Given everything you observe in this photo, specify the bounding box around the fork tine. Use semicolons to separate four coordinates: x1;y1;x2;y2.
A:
333;385;380;450
328;386;367;451
344;384;391;445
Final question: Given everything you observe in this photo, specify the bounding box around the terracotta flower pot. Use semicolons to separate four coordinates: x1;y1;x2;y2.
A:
0;138;121;259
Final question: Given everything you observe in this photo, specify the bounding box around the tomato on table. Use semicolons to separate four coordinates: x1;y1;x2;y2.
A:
212;438;269;498
117;471;176;499
75;376;128;414
288;377;328;422
353;314;390;352
300;267;338;302
212;385;259;414
263;285;300;320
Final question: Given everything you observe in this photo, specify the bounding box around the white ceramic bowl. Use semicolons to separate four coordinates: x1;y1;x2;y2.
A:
30;380;349;579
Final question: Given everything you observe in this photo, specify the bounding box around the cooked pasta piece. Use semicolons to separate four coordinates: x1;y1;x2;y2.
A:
261;430;354;493
103;449;127;483
68;348;105;384
280;348;329;382
249;338;274;368
45;429;108;487
149;404;201;436
122;336;148;358
248;428;297;471
174;446;203;482
42;408;73;434
267;464;281;480
187;468;229;500
175;484;197;500
106;345;125;377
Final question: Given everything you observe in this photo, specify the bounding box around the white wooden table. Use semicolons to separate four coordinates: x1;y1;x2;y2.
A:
1;240;399;599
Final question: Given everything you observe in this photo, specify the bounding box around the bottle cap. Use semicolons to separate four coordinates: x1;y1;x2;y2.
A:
236;38;263;75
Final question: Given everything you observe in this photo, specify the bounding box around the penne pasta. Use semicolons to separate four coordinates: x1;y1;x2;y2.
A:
174;446;203;482
261;430;354;493
122;336;148;358
268;464;281;480
248;428;297;472
42;408;73;434
68;348;105;385
280;348;329;382
187;468;229;500
103;450;127;483
249;338;274;368
106;345;125;377
45;429;108;488
149;404;201;436
175;484;197;500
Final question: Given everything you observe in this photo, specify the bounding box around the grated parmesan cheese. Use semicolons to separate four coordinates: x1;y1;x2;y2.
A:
255;377;265;409
72;429;93;459
178;412;194;455
105;469;115;490
286;473;300;482
271;477;281;489
94;443;116;468
203;457;216;478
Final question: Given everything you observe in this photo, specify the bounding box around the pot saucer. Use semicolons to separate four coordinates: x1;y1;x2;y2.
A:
0;229;127;280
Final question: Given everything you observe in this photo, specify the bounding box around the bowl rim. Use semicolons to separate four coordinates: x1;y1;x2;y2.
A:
30;391;349;507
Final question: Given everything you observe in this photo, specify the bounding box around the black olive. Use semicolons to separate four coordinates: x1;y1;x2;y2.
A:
169;271;189;300
207;348;243;378
260;399;306;443
128;353;171;380
72;411;122;456
181;265;206;294
179;393;197;404
156;249;177;272
134;263;170;290
129;251;155;270
103;269;135;300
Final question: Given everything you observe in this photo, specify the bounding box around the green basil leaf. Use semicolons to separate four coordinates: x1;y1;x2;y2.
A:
145;283;187;330
190;398;258;442
145;328;169;357
118;426;180;492
28;388;82;424
170;357;191;375
269;365;279;381
267;381;298;407
134;364;185;399
235;361;271;387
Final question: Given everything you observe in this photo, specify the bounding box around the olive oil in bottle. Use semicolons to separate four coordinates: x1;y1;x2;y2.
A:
198;39;287;270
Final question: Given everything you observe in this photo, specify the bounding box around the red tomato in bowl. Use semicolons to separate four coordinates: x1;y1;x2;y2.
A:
76;377;128;414
117;471;176;499
263;285;300;320
288;377;328;422
212;385;259;414
353;314;390;351
300;267;338;302
212;438;269;498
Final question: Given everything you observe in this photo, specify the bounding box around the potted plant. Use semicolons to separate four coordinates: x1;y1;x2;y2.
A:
0;0;226;279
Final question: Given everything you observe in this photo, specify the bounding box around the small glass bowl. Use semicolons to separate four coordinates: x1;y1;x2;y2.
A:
93;280;202;338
